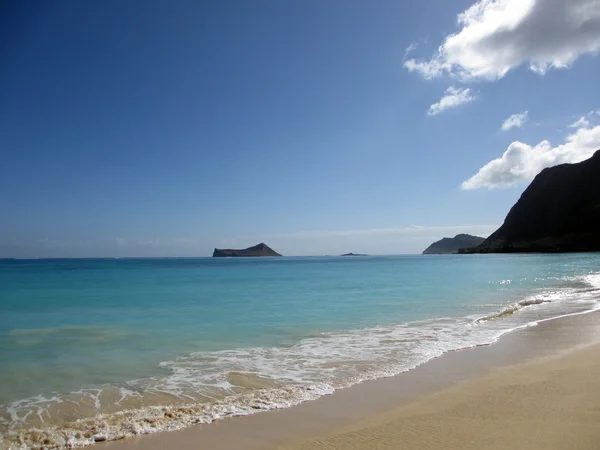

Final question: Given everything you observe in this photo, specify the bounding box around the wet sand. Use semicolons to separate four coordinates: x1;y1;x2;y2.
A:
105;310;600;450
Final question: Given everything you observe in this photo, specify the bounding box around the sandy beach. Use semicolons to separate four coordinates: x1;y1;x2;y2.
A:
105;310;600;450
279;327;600;450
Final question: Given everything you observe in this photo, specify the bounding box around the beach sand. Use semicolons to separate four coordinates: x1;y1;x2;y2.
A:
279;331;600;450
106;311;600;450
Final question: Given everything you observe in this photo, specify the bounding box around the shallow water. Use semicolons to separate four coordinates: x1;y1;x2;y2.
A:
1;254;599;448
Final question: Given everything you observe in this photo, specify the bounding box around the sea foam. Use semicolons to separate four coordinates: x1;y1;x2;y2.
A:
2;260;600;449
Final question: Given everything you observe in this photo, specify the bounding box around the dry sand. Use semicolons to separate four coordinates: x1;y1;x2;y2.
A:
106;311;600;450
278;338;600;450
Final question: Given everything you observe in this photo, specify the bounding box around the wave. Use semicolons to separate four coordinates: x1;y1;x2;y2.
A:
2;273;600;449
475;273;600;324
475;298;552;323
1;383;336;449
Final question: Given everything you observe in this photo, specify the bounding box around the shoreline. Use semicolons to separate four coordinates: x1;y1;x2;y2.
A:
104;308;600;450
279;335;600;450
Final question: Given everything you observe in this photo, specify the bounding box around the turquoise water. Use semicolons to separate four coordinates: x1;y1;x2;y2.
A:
1;254;600;448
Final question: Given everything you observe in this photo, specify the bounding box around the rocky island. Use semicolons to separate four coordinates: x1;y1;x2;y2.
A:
460;150;600;253
341;253;368;256
212;243;282;257
422;234;485;254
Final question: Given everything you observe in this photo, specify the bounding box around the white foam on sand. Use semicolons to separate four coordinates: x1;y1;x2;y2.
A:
2;272;600;449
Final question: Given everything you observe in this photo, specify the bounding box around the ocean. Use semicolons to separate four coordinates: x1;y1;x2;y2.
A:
1;254;599;448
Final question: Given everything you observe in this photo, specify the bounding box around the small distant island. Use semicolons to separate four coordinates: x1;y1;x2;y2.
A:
340;253;368;257
422;234;485;254
460;150;600;253
212;243;282;257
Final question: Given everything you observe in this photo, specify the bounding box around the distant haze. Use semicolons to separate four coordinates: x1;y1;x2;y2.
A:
1;225;498;258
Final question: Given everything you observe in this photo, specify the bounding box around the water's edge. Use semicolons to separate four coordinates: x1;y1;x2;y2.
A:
3;298;599;450
2;258;600;449
99;308;600;450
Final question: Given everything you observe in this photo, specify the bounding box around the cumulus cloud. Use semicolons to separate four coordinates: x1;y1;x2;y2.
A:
428;86;476;116
501;111;529;130
405;0;600;81
462;120;600;189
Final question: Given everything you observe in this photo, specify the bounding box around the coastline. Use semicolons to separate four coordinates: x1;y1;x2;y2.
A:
104;308;600;450
5;257;600;449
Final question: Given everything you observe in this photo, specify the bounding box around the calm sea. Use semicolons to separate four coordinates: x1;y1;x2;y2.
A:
1;254;599;448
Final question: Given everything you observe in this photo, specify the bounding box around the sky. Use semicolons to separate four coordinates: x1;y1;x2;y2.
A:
1;0;600;257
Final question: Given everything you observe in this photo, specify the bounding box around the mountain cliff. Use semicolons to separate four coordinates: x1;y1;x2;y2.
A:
460;150;600;253
422;234;485;254
212;243;282;257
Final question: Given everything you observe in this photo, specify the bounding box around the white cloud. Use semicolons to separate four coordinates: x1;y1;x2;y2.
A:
462;121;600;190
403;42;419;59
405;0;600;81
501;111;529;130
428;86;476;116
569;116;590;128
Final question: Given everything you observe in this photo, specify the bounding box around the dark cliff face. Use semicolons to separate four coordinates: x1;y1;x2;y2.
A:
212;243;282;257
462;150;600;253
422;234;485;254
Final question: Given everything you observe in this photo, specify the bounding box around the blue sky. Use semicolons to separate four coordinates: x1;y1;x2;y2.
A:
2;0;600;257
